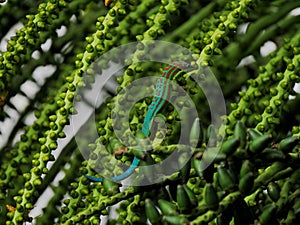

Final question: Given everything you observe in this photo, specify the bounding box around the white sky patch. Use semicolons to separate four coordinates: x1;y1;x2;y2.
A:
56;25;68;37
23;111;36;126
41;38;52;52
237;55;255;68
289;7;300;16
237;23;249;35
20;80;40;99
0;23;24;52
260;41;277;57
294;83;300;93
32;50;41;60
32;65;57;86
10;94;29;113
0;106;19;147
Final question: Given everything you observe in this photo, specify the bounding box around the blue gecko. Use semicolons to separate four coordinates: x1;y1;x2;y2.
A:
85;61;190;182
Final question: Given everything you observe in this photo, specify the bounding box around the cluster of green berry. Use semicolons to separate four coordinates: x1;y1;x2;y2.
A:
0;0;300;224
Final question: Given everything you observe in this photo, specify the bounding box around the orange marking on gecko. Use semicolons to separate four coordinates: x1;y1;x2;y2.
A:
113;147;128;155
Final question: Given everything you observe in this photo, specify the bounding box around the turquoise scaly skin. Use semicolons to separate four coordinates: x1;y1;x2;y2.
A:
85;61;191;182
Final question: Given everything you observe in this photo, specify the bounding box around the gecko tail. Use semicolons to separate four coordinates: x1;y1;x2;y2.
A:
84;174;103;182
85;157;141;182
110;157;140;181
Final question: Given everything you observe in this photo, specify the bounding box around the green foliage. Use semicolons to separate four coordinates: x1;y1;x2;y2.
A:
0;0;300;224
